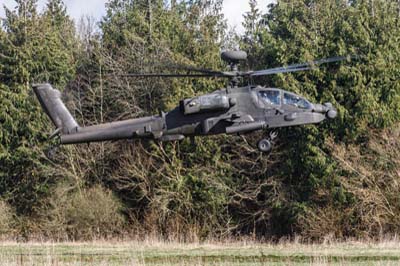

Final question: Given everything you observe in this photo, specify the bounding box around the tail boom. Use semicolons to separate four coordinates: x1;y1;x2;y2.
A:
60;116;164;144
33;84;166;145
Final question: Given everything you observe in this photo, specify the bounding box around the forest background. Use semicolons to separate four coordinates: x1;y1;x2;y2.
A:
0;0;399;242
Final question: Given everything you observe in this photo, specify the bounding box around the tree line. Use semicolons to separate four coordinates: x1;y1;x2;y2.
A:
0;0;399;241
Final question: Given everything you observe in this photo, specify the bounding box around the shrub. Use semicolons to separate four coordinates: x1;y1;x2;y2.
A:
0;200;14;237
47;184;126;240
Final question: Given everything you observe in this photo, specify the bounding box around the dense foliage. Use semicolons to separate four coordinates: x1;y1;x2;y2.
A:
0;0;399;241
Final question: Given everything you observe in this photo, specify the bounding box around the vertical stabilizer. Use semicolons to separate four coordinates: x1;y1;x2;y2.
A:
33;84;79;134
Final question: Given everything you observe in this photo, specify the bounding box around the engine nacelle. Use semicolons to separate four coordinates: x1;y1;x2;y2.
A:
181;94;230;115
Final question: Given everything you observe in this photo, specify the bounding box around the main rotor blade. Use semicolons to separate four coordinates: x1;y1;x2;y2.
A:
171;64;226;76
107;63;229;78
250;56;349;77
115;73;226;78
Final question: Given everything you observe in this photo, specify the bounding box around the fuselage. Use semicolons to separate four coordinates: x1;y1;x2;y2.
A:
58;85;335;144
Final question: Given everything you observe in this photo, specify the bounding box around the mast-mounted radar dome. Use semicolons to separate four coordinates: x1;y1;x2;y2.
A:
221;50;248;64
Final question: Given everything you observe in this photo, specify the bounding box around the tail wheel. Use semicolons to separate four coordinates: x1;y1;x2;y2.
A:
257;139;272;153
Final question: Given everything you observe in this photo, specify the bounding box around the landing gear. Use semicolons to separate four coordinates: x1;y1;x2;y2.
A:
257;139;272;153
257;131;278;153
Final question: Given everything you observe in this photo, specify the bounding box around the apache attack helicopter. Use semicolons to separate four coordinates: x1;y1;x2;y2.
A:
33;51;344;153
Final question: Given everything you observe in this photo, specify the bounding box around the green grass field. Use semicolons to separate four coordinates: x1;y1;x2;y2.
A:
1;240;400;265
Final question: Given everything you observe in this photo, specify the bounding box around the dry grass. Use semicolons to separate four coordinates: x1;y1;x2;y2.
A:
0;239;400;265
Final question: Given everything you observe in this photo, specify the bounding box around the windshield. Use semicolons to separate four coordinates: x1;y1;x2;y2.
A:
259;90;281;105
283;93;311;109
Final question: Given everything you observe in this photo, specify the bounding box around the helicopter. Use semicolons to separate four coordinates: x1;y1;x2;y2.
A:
33;51;344;153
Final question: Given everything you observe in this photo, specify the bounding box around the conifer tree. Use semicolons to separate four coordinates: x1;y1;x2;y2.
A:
0;0;76;215
242;0;262;67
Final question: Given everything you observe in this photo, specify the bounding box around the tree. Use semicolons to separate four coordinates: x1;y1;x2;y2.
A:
72;0;234;238
237;0;400;238
242;0;262;67
0;0;76;218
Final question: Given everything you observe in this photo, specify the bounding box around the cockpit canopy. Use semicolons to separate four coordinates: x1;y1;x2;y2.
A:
259;90;281;105
258;89;311;109
283;92;311;109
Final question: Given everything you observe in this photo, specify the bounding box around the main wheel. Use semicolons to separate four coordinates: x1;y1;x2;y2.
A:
257;139;272;153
